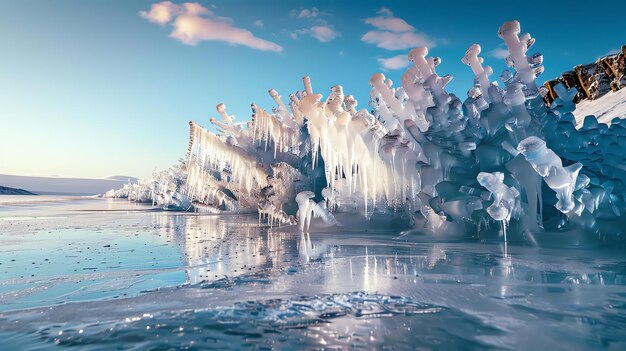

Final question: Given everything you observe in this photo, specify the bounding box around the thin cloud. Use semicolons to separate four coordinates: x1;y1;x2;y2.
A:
362;7;436;50
378;54;410;71
289;26;339;43
488;47;509;59
253;20;264;28
289;30;302;40
296;7;319;19
364;14;413;32
377;7;393;17
288;7;338;43
362;31;435;50
311;26;339;42
140;1;282;52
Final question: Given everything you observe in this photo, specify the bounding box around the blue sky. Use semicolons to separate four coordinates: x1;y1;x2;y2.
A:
1;0;624;178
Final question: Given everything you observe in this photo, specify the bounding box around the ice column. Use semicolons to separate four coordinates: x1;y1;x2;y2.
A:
462;44;494;103
517;136;582;214
497;21;542;93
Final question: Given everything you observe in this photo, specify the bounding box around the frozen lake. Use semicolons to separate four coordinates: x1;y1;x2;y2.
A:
1;197;625;349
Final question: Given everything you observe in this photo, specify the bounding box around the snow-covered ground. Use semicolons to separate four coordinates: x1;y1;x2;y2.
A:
573;88;626;127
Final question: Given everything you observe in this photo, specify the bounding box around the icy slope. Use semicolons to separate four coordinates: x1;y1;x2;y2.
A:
573;88;626;126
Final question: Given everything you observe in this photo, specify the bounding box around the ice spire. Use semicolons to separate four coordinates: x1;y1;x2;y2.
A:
497;21;542;93
462;44;494;103
408;47;452;107
210;104;239;136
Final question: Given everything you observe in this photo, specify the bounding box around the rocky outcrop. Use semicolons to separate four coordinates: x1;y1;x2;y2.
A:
544;45;626;105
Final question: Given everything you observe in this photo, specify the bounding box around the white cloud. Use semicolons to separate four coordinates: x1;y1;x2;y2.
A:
361;7;436;51
140;1;181;25
364;14;413;32
295;7;319;19
140;2;282;52
253;20;264;28
488;47;509;59
310;26;339;42
378;54;410;71
362;31;435;50
287;8;338;43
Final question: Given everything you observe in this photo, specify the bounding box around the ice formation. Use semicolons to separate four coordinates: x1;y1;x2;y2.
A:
477;172;519;222
109;20;626;240
517;136;582;214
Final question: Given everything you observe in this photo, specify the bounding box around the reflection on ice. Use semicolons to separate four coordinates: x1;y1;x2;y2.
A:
298;231;315;262
1;199;626;349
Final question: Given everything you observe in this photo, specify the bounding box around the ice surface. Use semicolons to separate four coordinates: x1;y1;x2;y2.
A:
107;20;626;243
1;198;626;350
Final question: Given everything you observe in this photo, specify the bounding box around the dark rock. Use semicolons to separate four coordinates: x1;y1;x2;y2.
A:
0;186;37;195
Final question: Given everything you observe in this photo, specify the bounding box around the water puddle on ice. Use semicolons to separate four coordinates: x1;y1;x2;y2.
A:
0;198;625;349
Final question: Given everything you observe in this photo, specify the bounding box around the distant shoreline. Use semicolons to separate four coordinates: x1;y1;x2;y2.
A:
0;174;137;197
0;186;37;196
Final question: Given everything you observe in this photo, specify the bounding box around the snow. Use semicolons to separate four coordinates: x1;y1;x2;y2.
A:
573;88;626;126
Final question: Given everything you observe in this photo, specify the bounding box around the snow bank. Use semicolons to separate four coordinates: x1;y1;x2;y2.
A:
573;88;626;126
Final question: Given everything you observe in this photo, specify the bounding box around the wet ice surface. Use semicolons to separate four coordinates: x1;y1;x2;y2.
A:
1;198;625;350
